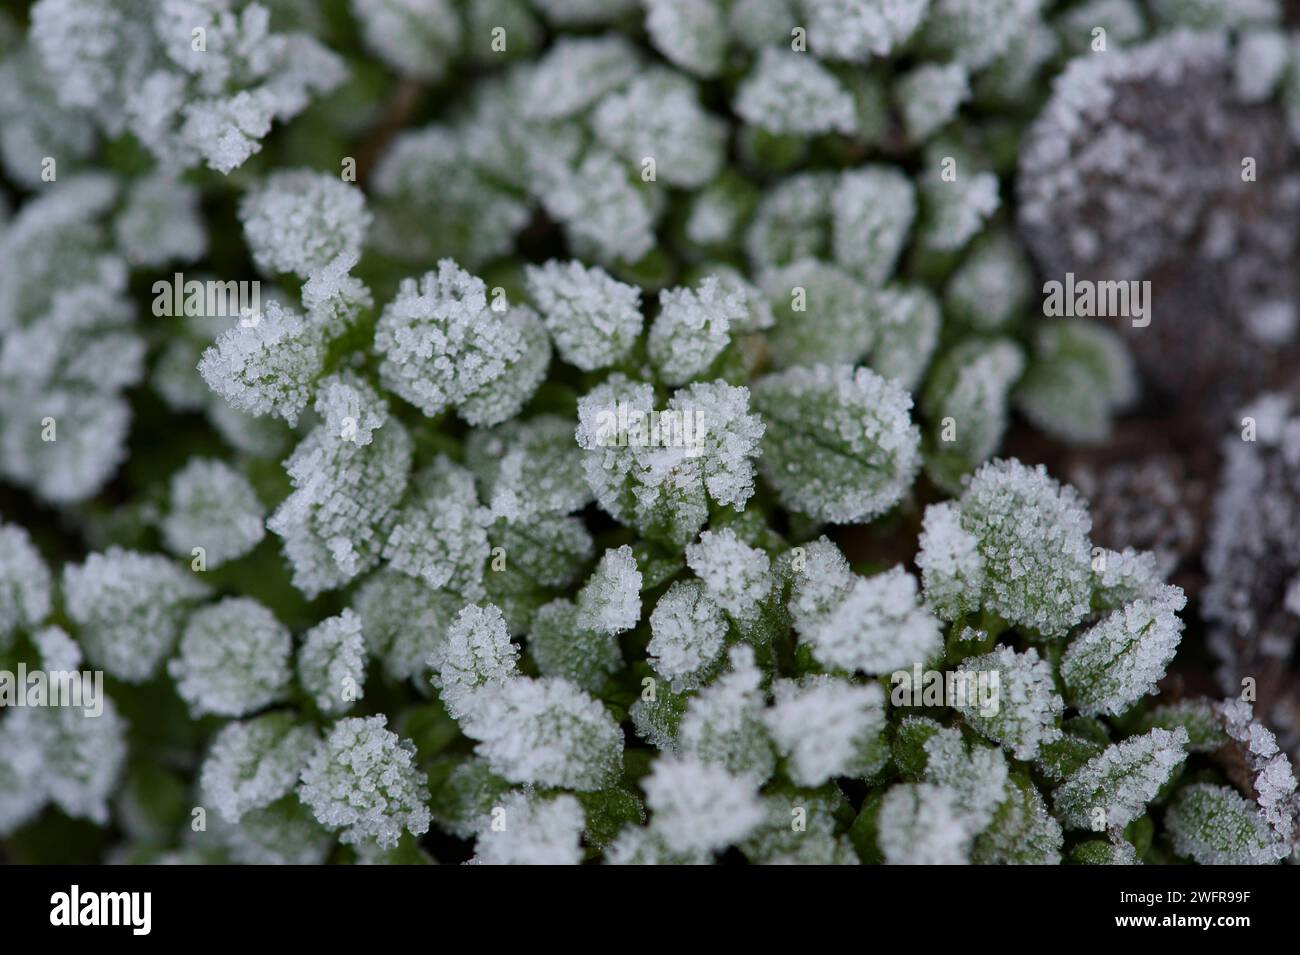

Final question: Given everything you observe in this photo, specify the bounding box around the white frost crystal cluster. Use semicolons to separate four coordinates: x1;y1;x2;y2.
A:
753;364;920;523
374;259;549;426
919;459;1093;636
169;597;293;717
161;458;266;567
2;0;1295;869
30;0;344;174
297;715;431;849
62;547;209;682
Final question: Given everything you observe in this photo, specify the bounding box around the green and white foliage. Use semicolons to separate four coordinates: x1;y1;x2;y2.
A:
922;338;1025;492
241;170;370;280
764;677;889;786
524;260;642;371
351;569;462;683
915;502;984;622
1218;699;1299;854
169;597;293;717
0;693;127;829
918;144;1001;252
371;124;531;268
647;580;728;690
801;0;929;60
753;364;920;523
161;458;266;568
641;755;765;855
832;167;917;284
472;791;585;865
649;274;750;385
592;68;727;189
678;645;775;780
954;646;1064;760
0;523;51;650
375;260;549;426
466;414;592;521
735;48;858;137
944;230;1034;331
459;675;624;790
0;177;143;504
1014;322;1138;444
297;610;367;715
642;0;728;78
384;456;490;598
268;405;412;598
2;0;1290;868
30;0;345;173
761;260;875;369
796;562;942;675
198;300;326;425
896;721;1063;863
685;528;773;628
923;0;1046;69
1053;727;1188;830
200;713;318;823
867;286;941;391
433;603;520;719
1165;784;1289;865
63;547;209;682
919;459;1093;637
113;173;206;267
745;172;835;270
528;597;622;691
897;63;970;143
876;783;976;865
349;0;462;81
576;545;642;635
576;375;764;546
1061;586;1186;717
297;715;431;849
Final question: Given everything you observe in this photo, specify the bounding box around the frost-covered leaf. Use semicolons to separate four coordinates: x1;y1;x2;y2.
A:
753;364;920;523
169;597;293;717
1053;727;1189;830
954;645;1064;760
374;260;549;425
161;458;266;568
297;715;431;849
764;677;888;786
525;260;642;371
63;547;209;682
298;610;367;715
1061;587;1186;717
200;713;318;824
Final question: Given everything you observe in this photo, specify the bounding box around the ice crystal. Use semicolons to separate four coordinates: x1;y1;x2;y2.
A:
200;713;318;823
169;597;293;717
297;715;431;849
374;260;549;426
161;458;266;568
1053;727;1188;830
298;610;367;715
63;547;209;682
764;677;889;786
524;260;642;371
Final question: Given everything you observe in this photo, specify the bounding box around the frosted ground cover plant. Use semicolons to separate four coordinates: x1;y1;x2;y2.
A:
0;0;1298;867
